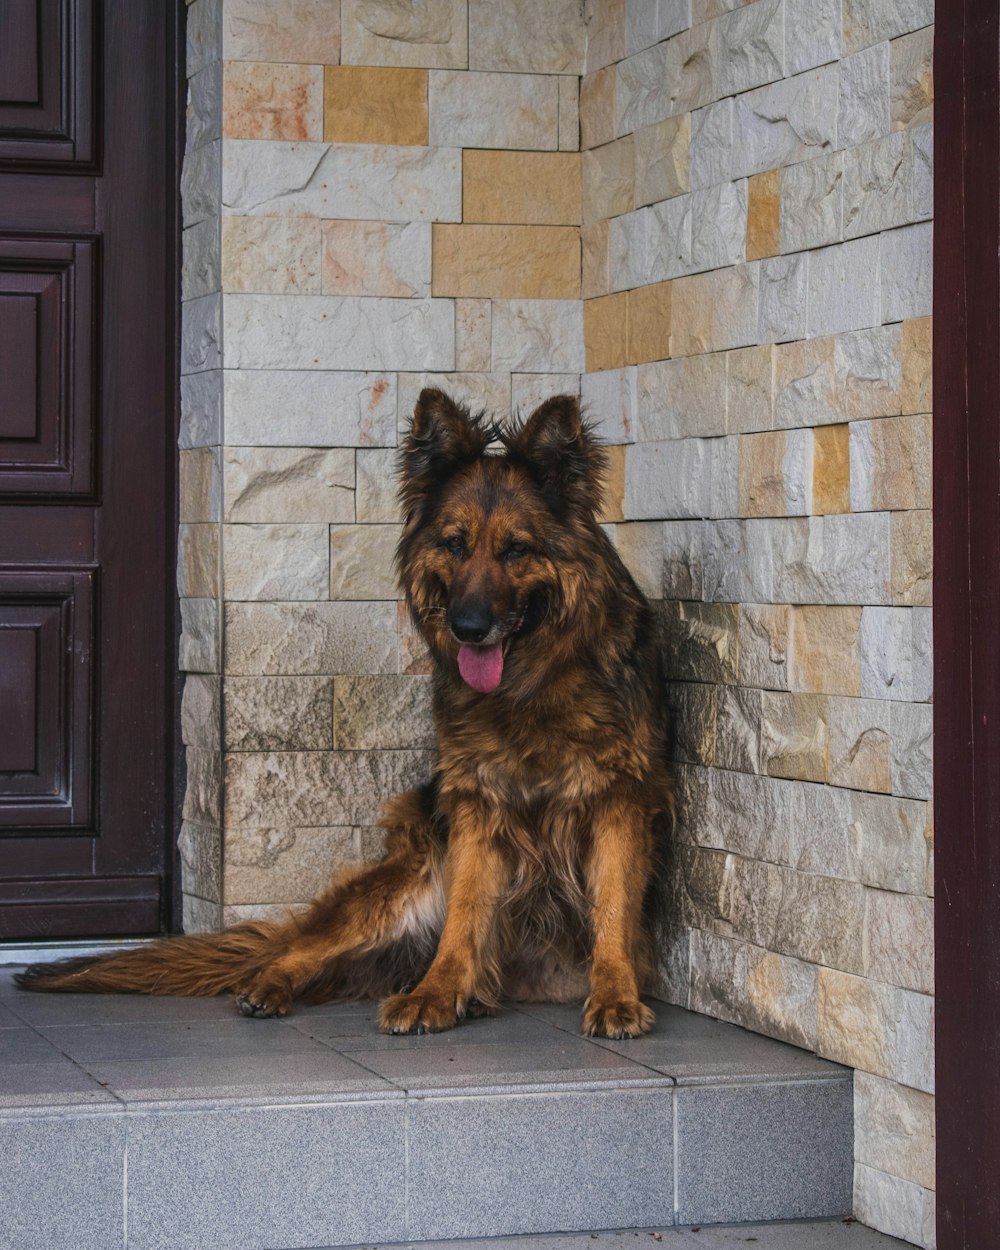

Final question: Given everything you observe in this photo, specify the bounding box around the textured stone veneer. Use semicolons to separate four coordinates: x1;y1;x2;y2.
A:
179;2;935;1245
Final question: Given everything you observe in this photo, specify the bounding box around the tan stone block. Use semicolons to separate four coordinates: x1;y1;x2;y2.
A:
323;65;428;145
900;317;932;414
891;509;932;606
225;601;398;676
322;220;430;298
817;968;897;1078
582;220;611;299
330;523;402;600
431;224;580;300
334;675;434;749
634;114;690;209
585;0;625;74
746;168;781;261
178;523;219;598
223;0;342;64
774;335;837;428
789;606;863;697
223;61;323;141
739;431;785;518
738;603;790;690
180;447;220;523
627;279;672;365
225;826;358;905
813;423;851;514
743;945;819;1052
597;443;626;523
455;299;492;371
828;696;892;793
772;866;866;974
855;1071;936;1192
761;691;829;784
865;888;934;993
341;0;468;69
863;413;932;511
222;217;322;295
462;151;581;226
583;137;635;225
671;265;759;358
559;75;580;151
224;447;355;523
398;601;434;675
224;523;330;601
667;682;718;767
580;65;616;149
726;345;773;435
178;823;222;905
584;292;629;372
891;27;933;131
225;676;334;750
469;0;586;74
181;675;222;750
182;748;223;826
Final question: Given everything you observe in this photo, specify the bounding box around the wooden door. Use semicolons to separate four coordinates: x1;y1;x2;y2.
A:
0;2;180;939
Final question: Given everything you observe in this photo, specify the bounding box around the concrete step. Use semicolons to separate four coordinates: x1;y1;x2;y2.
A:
0;968;854;1250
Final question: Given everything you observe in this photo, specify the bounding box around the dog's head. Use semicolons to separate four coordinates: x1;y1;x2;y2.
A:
397;388;608;693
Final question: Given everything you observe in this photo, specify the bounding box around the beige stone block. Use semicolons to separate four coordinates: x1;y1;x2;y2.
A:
182;748;223;826
715;686;764;775
335;675;434;749
743;944;819;1051
865;887;934;993
322;220;430;298
609;522;664;598
761;691;829;784
223;61;323;141
585;0;625;74
469;0;586;74
178;523;220;598
183;893;222;935
180;447;220;523
817;967;897;1078
223;0;342;64
667;681;718;768
341;0;468;69
463;151;581;226
431;224;580;300
627;280;672;366
225;601;398;675
726;344;773;435
323;65;427;145
663;600;739;685
745;168;781;261
359;824;389;862
225;826;358;905
854;1161;936;1250
429;70;560;150
224;447;354;523
584;292;630;372
637;353;726;441
789;606;862;697
597;444;626;524
455;298;492;371
330;523;402;600
583;137;635;225
398;601;434;675
511;373;581;416
738;603;790;690
813;422;851;514
671;265;759;358
855;413;931;512
773;335;837;428
580;65;616;150
900;317;932;414
221;217;322;295
772;866;866;974
634;114;690;209
180;597;220;675
178;823;222;905
891;26;933;131
559;75;580;151
828;696;892;792
356;449;400;524
891;509;932;606
855;1071;936;1189
225;676;334;750
181;675;221;750
224;523;329;601
582;220;611;299
848;791;933;897
739;430;785;518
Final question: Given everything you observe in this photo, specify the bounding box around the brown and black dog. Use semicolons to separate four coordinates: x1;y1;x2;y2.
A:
18;389;673;1039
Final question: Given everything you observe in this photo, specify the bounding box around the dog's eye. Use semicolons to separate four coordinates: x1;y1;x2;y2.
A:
502;544;529;562
443;534;466;556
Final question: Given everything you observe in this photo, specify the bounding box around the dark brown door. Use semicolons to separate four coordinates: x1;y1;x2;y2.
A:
0;2;180;939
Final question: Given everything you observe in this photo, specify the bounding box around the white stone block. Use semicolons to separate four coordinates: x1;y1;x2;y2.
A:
663;21;715;114
861;606;916;701
689;98;733;190
911;606;932;703
782;427;813;515
854;1162;935;1250
702;518;780;605
777;512;892;606
396;373;512;432
709;435;739;519
738;603;791;690
224;448;355;524
182;218;220;303
843;131;914;239
880;221;932;322
615;39;675;137
491;300;585;372
806;236;881;338
224;601;399;676
330;524;402;600
182;293;221;374
608;522;666;599
662;519;708;599
223;0;342;64
843;0;934;55
181;370;222;449
726;344;773;435
182;139;221;228
732;66;839;179
180;597;220;674
785;0;842;75
648;194;694;280
582;367;638;444
223;140;462;223
583;137;636;226
690;179;747;271
758;254;808;344
838;42;891;151
187;61;221;151
625;0;691;56
512;373;581;417
637;353;727;441
342;0;468;68
223;294;455;372
780;151;843;254
895;989;934;1094
224;371;398;447
356;448;400;523
470;0;586;73
429;71;560;150
187;0;221;77
911;124;932;220
223;523;330;600
624;438;713;519
890;701;932;800
712;0;783;99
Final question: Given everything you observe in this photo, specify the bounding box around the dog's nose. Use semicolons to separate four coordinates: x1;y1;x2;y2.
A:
450;607;493;643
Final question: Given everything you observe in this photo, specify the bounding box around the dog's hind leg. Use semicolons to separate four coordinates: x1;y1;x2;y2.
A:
234;787;446;1018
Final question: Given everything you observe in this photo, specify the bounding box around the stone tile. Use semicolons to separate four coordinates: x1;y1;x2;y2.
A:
177;821;222;902
827;695;893;792
224;825;358;904
324;65;427;146
638;352;727;441
712;0;784;99
224;370;397;447
511;373;582;418
739;430;786;518
624;438;714;519
469;0;586;73
715;686;764;775
581;367;638;444
848;790;933;896
881;220;932;322
890;700;932;799
806;236;881;338
224;750;433;826
222;61;323;142
900;316;932;413
843;131;914;239
608;522;664;597
455;299;492;372
182;138;221;228
177;523;219;599
356;448;400;523
493;300;585;373
843;0;933;56
181;674;221;748
224;675;333;751
757;253;807;344
0;1114;124;1250
408;1090;673;1239
911;122;932;218
0;1060;119;1110
180;446;221;524
586;0;626;74
181;748;223;825
463;151;582;226
789;606;862;697
676;1079;852;1224
634;113;690;208
745;168;780;261
583;137;635;224
855;1070;935;1188
398;601;434;676
581;223;611;301
182;292;221;374
812;422;850;514
183;893;223;932
559;75;579;150
625;0;691;56
786;0;842;74
691;180;747;270
224;601;398;676
330;524;403;600
780;150;843;253
223;294;455;372
580;65;617;150
322;220;430;298
671;264;759;357
182;215;220;302
772;866;867;973
761;691;828;783
890;26;933;130
223;0;342;63
223;447;354;523
890;509;931;606
223;522;328;600
127;1103;406;1249
334;675;434;750
627;279;673;365
662;600;739;684
221;216;321;297
838;41;891;150
661;519;709;600
186;0;221;77
180;597;219;674
859;606;918;704
854;1161;936;1250
615;39;675;136
667;680;718;766
432;224;580;300
180;369;222;450
429;70;560;150
222;139;461;223
726;344;773;434
895;988;934;1093
738;603;790;690
341;0;467;68
688;97;733;190
395;373;511;428
817;967;897;1078
732;66;839;179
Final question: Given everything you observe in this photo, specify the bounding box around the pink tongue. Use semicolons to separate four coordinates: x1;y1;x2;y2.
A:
457;642;504;693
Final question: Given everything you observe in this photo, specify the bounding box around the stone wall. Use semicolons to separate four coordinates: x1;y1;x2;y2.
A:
577;2;934;1246
179;2;935;1246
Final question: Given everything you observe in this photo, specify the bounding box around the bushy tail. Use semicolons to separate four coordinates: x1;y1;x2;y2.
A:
13;921;287;997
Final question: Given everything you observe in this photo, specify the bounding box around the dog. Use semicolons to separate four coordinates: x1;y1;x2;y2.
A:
17;389;673;1039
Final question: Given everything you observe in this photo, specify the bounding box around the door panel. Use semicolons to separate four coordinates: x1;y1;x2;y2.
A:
0;2;179;940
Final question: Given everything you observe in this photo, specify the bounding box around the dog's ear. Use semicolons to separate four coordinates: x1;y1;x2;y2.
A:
504;395;607;519
399;389;491;516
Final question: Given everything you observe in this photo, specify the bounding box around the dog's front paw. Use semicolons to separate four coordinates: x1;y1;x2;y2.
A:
234;977;292;1019
583;997;654;1039
378;987;464;1034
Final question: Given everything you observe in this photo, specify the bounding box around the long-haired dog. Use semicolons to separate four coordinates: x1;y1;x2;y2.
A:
18;389;673;1039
